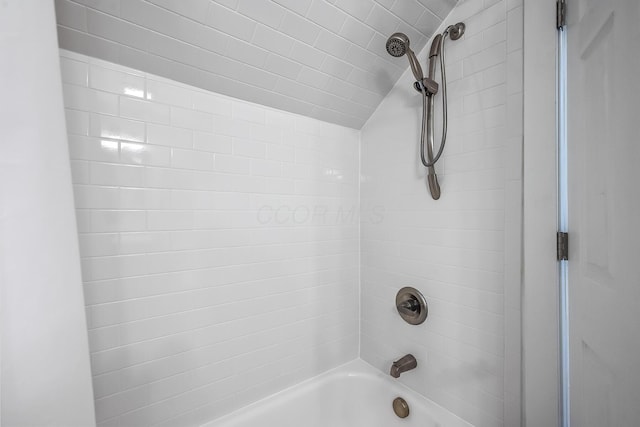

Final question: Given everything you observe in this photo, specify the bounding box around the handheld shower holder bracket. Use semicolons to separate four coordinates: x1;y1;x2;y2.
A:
413;78;439;95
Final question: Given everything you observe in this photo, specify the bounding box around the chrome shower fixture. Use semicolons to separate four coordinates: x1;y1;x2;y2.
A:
385;23;466;200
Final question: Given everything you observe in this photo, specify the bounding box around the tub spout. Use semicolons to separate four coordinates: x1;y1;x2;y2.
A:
390;354;417;378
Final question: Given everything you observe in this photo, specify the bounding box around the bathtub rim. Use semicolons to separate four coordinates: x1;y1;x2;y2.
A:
201;357;473;427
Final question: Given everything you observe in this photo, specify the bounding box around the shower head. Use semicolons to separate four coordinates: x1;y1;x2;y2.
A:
386;33;410;57
385;33;424;82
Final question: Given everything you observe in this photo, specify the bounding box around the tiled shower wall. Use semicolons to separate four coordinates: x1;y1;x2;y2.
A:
60;49;360;427
360;0;523;426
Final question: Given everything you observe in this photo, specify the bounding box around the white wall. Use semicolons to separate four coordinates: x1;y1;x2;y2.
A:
360;0;523;426
0;1;96;426
59;50;360;426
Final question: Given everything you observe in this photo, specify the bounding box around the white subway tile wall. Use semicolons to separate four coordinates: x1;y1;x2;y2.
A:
360;1;523;427
61;49;360;427
54;0;458;129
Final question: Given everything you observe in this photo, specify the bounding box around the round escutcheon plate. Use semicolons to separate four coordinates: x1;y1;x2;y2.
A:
395;286;428;325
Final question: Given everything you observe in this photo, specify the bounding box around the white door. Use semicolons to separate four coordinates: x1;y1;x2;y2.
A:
566;0;640;425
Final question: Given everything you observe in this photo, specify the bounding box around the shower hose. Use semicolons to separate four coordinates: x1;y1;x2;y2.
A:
419;30;450;168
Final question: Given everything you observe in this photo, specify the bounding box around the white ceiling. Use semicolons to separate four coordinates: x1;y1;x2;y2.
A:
55;0;457;129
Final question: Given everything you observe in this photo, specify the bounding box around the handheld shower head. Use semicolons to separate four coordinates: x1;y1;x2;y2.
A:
386;33;409;57
385;33;424;82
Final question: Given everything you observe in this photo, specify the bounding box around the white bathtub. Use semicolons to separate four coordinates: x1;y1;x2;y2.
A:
203;359;472;427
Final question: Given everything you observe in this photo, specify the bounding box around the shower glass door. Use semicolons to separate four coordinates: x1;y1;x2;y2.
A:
565;0;640;425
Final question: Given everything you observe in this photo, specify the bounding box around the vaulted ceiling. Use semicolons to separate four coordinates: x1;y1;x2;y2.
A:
55;0;457;129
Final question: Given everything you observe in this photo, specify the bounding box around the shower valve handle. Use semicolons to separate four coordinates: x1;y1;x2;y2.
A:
397;299;420;316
